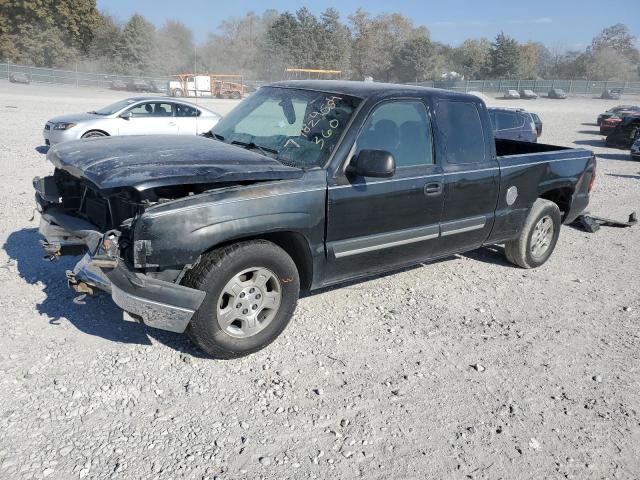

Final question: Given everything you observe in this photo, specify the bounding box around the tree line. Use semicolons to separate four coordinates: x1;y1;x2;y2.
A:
1;1;639;82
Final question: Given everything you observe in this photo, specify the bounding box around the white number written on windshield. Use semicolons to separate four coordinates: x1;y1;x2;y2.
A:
298;96;343;150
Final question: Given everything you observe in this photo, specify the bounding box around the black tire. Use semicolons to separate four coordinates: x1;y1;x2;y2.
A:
231;90;242;99
183;240;300;359
172;88;183;97
505;198;561;269
81;130;108;139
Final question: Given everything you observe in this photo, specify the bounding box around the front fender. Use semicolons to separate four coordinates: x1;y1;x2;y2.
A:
132;172;327;270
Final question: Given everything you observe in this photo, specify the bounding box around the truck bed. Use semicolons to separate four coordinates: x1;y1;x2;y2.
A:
496;138;573;157
493;138;595;232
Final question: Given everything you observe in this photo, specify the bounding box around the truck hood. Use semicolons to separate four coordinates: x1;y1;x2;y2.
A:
47;135;304;191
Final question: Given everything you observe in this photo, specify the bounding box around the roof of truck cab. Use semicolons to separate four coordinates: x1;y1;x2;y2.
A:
269;80;483;102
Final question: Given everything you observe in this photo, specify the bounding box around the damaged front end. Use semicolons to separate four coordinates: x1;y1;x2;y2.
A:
33;170;206;333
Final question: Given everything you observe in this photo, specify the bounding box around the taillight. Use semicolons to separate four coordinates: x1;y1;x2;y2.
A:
588;164;596;192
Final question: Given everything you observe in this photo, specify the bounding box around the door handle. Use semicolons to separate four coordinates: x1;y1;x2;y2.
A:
424;182;443;196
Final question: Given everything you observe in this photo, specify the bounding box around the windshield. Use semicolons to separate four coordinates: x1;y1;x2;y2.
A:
212;86;362;168
92;98;138;115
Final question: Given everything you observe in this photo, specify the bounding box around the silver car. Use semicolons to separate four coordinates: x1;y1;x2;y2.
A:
43;97;221;146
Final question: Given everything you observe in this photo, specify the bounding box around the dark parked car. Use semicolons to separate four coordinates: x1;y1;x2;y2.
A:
9;72;30;84
488;107;538;142
149;80;167;94
519;89;538;99
600;115;624;135
605;114;640;149
597;105;640;125
126;79;151;92
548;89;567;99
110;79;127;91
34;80;595;358
631;138;640;161
600;89;622;100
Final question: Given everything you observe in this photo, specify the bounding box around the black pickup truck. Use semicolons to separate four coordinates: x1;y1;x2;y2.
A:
34;81;596;358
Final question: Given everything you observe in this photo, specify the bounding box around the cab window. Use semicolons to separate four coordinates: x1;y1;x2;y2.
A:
495;111;521;130
127;102;174;117
436;100;485;164
355;101;433;167
175;103;199;117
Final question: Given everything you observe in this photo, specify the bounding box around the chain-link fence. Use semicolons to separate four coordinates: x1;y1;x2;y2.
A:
2;62;640;96
1;63;169;89
411;79;640;96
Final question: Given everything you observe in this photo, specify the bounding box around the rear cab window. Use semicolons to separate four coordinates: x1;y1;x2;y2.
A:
435;100;487;164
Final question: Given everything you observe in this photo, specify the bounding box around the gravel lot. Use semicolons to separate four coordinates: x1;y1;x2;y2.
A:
0;81;639;480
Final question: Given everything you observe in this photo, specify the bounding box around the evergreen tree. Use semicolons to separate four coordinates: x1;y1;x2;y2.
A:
157;20;195;74
393;36;435;82
490;32;522;78
116;14;157;74
316;8;351;74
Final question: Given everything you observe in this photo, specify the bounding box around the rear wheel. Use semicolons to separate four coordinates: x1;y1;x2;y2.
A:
172;88;183;97
81;130;107;139
505;199;561;269
183;240;300;359
231;90;242;99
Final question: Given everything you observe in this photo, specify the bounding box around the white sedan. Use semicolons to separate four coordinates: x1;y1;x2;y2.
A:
43;97;221;146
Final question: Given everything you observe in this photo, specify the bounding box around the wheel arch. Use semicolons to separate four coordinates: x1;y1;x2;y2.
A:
538;186;574;221
81;129;110;138
198;230;314;291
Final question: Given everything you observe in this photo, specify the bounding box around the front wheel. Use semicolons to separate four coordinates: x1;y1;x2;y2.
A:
183;240;300;359
505;199;561;268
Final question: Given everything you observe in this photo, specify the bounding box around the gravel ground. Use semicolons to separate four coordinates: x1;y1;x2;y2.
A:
0;82;639;480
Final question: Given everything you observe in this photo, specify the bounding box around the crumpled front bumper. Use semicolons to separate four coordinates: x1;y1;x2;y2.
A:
107;261;206;333
37;206;206;333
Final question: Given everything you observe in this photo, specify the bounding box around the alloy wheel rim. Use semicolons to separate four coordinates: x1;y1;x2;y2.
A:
216;267;282;338
530;216;554;258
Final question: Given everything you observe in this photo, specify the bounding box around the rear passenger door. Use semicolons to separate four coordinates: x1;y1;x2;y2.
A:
325;99;444;284
434;100;499;254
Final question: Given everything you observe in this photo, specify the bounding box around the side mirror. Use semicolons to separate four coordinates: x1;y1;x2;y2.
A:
120;111;132;120
347;149;396;178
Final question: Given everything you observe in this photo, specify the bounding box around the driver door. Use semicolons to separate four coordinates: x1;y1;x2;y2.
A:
324;100;444;284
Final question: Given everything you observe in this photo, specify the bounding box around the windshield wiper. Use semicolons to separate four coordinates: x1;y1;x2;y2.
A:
231;140;279;157
212;133;225;141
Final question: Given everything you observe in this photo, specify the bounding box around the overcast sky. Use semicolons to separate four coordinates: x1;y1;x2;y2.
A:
97;0;640;50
